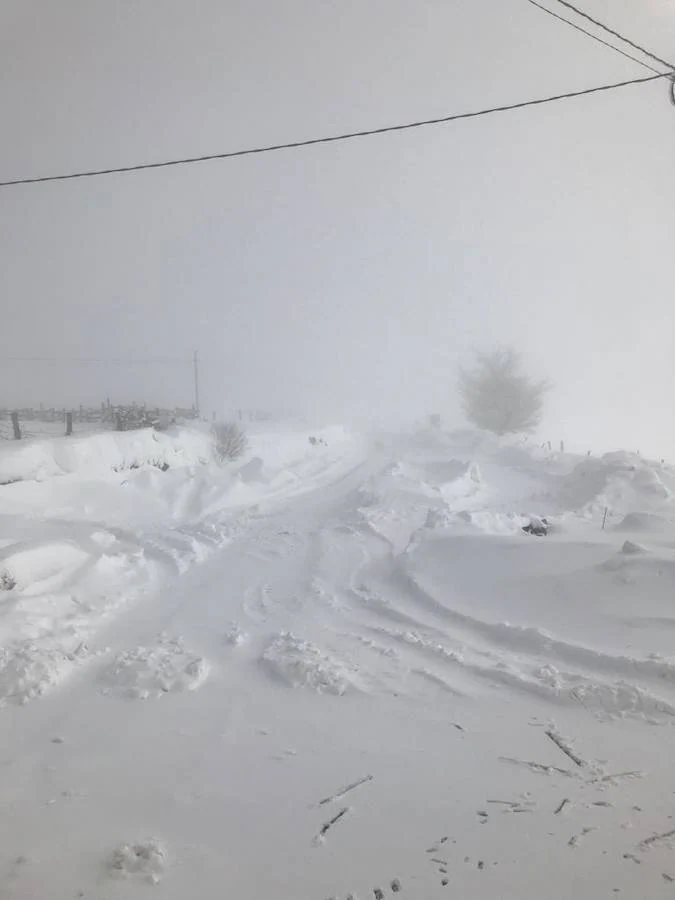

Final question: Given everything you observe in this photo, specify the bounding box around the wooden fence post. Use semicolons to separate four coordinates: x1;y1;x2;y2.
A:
11;411;21;440
66;412;73;436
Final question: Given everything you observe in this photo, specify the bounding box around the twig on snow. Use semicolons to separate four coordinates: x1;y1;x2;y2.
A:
554;798;570;815
639;828;675;851
318;774;373;806
568;827;595;848
499;757;580;779
314;807;349;845
591;771;645;784
545;730;586;768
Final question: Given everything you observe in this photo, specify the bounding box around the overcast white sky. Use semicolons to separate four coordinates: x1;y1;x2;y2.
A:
1;0;674;454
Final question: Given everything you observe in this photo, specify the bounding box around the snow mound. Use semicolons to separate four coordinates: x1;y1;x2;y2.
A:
0;640;89;706
108;838;166;884
224;622;248;646
621;540;647;555
261;632;357;694
459;510;530;535
236;456;265;483
437;462;484;505
614;512;675;533
360;461;438;507
601;549;675;579
424;505;455;529
534;665;675;722
99;637;208;699
424;507;546;536
0;540;89;595
422;458;477;484
560;453;672;515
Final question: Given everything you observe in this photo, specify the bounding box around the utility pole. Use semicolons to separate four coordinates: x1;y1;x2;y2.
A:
193;349;200;418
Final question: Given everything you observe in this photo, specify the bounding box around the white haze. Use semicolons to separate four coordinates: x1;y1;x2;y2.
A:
1;0;674;456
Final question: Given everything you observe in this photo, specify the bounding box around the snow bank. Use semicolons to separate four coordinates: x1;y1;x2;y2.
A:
0;425;213;484
560;452;673;516
614;511;675;533
0;422;360;704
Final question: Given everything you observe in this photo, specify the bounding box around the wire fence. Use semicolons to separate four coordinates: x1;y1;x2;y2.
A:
0;403;199;441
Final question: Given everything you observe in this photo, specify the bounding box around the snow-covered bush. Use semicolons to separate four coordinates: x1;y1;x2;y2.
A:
458;347;550;435
0;571;16;591
212;421;248;462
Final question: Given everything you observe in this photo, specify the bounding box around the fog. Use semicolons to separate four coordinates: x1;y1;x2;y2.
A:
2;0;674;455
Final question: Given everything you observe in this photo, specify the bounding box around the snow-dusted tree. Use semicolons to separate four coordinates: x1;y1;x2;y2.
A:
458;347;550;435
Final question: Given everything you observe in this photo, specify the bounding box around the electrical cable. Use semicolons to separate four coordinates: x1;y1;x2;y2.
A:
525;0;665;74
551;0;675;72
0;356;191;365
0;72;666;188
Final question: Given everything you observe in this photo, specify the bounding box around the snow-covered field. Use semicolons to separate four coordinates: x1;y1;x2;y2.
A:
2;423;675;898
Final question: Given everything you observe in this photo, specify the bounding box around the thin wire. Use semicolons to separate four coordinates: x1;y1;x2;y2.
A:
526;0;664;74
552;0;675;72
0;72;666;188
0;356;191;365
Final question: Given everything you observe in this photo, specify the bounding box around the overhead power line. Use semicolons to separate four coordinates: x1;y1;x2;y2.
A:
551;0;675;72
525;0;664;74
0;356;191;365
0;72;667;189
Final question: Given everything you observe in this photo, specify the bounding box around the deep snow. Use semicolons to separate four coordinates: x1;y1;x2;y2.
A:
2;424;675;898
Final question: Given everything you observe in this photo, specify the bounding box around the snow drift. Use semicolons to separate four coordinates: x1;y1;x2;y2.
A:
0;422;359;704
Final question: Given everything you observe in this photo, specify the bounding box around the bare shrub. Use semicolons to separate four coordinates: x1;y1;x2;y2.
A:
212;421;248;462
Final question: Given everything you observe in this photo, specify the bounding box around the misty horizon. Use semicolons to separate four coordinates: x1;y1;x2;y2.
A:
2;0;674;456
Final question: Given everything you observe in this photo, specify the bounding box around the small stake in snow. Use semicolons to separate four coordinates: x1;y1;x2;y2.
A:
11;411;21;440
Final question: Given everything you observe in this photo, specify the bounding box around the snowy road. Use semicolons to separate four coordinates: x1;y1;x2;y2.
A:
3;428;675;898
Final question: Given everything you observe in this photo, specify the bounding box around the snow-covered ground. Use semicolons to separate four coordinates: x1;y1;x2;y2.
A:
0;423;358;705
2;423;675;898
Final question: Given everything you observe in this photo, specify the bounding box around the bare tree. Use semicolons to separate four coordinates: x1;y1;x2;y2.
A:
458;347;550;435
212;421;248;462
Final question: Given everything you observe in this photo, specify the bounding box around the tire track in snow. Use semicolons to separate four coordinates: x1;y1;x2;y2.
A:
311;472;675;718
